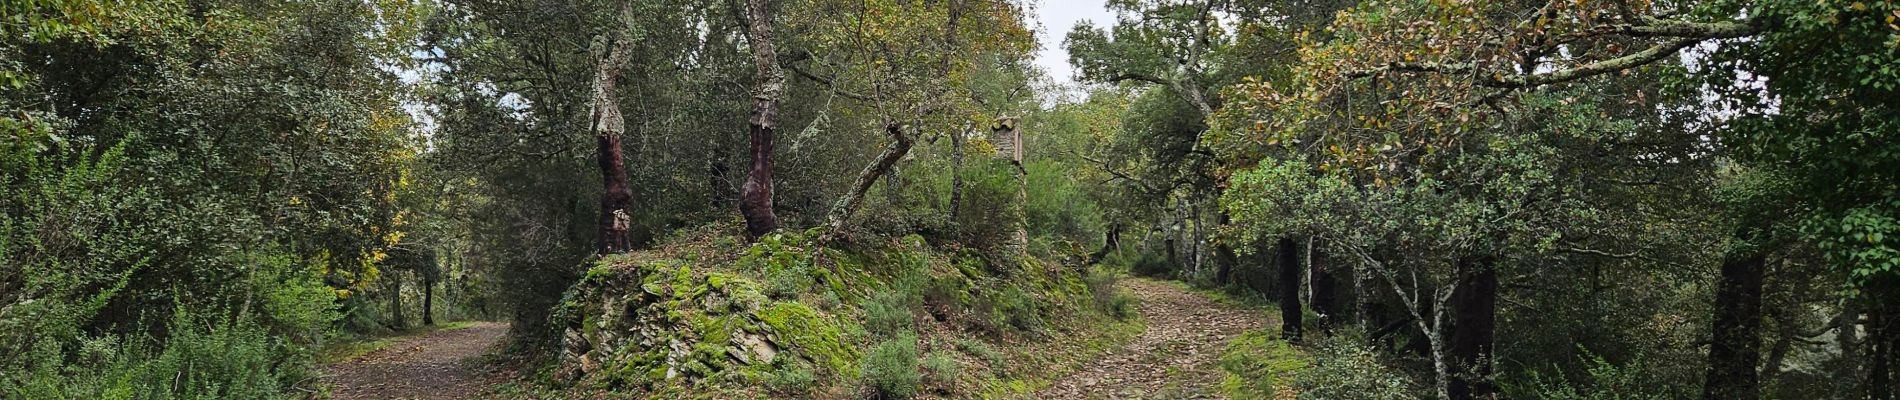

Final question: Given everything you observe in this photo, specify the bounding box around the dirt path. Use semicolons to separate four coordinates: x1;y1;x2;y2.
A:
322;322;509;400
1038;279;1271;399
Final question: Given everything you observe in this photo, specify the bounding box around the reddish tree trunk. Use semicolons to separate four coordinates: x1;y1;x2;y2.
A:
739;0;782;239
1448;255;1498;399
590;5;636;254
1704;249;1765;400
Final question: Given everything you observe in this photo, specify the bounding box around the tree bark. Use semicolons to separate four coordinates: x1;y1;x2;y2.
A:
1212;214;1235;284
422;274;435;326
1086;222;1121;265
1448;255;1498;399
822;124;914;240
1869;280;1897;400
590;5;637;254
1704;249;1766;400
387;274;405;330
1278;237;1303;342
739;0;783;239
1310;243;1337;330
949;126;965;219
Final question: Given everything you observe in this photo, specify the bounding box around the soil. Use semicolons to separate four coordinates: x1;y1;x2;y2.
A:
321;322;510;400
1036;279;1271;399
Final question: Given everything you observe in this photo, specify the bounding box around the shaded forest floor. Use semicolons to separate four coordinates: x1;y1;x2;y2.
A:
1037;279;1271;399
320;322;510;399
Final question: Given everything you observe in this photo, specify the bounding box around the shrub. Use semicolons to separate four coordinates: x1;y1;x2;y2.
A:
862;333;921;400
5;309;296;399
991;286;1045;334
761;360;818;396
1517;349;1685;400
1216;330;1308;399
953;160;1028;252
952;338;1006;373
920;352;959;393
764;265;815;300
1085;269;1136;320
1106;251;1172;278
862;279;922;337
1295;333;1417;400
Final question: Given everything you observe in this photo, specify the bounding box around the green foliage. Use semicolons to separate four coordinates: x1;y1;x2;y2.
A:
1216;330;1308;399
1518;349;1687;400
920;352;959;393
1295;334;1417;400
863;287;919;338
759;360;818;396
990;286;1046;334
1108;250;1172;278
5;309;298;399
1218;330;1417;400
952;338;1006;373
1085;269;1136;320
954;159;1030;252
862;333;921;400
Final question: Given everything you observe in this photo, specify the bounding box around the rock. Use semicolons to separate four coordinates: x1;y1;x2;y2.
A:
735;332;777;364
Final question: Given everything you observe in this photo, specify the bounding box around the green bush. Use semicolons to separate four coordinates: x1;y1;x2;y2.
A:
862;333;921;400
990;286;1045;334
4;310;297;399
952;338;1006;373
1106;251;1172;278
1216;330;1308;399
1518;349;1685;400
862;281;921;338
1295;333;1417;400
920;352;959;393
954;160;1028;253
1085;269;1136;320
760;360;818;396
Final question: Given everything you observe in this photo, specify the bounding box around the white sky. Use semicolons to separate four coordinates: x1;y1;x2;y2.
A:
1030;0;1116;84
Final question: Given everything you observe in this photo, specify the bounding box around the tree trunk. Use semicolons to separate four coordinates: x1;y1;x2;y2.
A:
1213;214;1236;285
422;274;435;326
590;6;637;254
822;124;914;240
1310;243;1337;330
1869;279;1897;400
739;0;783;239
1448;255;1498;399
1278;237;1302;342
388;274;405;330
1086;222;1121;265
1704;249;1766;400
949;126;965;219
1839;293;1863;397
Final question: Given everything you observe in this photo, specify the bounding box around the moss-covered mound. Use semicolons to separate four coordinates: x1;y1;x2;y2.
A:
552;225;1135;398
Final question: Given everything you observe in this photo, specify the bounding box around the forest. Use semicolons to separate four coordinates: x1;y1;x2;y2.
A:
2;0;1897;398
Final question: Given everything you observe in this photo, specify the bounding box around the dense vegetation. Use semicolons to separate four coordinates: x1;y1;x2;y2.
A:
3;0;1897;399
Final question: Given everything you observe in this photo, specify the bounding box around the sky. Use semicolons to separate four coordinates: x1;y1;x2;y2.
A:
1029;0;1116;84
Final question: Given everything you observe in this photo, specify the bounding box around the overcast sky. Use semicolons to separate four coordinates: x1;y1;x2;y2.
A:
1030;0;1115;84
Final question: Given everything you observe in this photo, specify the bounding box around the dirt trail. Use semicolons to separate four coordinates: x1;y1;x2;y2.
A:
322;322;509;400
1038;279;1271;399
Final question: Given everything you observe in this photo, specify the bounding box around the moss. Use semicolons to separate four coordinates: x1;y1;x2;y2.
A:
756;302;857;376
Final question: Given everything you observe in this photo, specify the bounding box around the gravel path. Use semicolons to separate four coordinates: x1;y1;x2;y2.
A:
322;322;509;400
1037;279;1271;399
